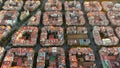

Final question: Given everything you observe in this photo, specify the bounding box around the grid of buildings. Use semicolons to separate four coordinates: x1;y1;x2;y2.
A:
1;48;34;68
11;26;38;46
37;47;66;68
69;47;96;68
43;11;63;26
99;47;120;68
45;0;62;11
40;26;64;46
0;0;120;68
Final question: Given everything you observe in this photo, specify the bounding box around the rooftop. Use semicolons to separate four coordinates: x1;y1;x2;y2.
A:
66;10;85;26
37;47;66;68
87;11;109;26
93;26;119;46
43;11;63;25
11;26;38;46
107;11;120;26
0;26;11;41
40;26;64;46
0;10;19;26
24;0;40;11
64;1;81;10
3;0;23;11
27;10;41;26
99;47;120;68
1;48;34;68
101;1;113;11
69;47;96;68
45;0;62;11
67;26;90;46
84;1;102;12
